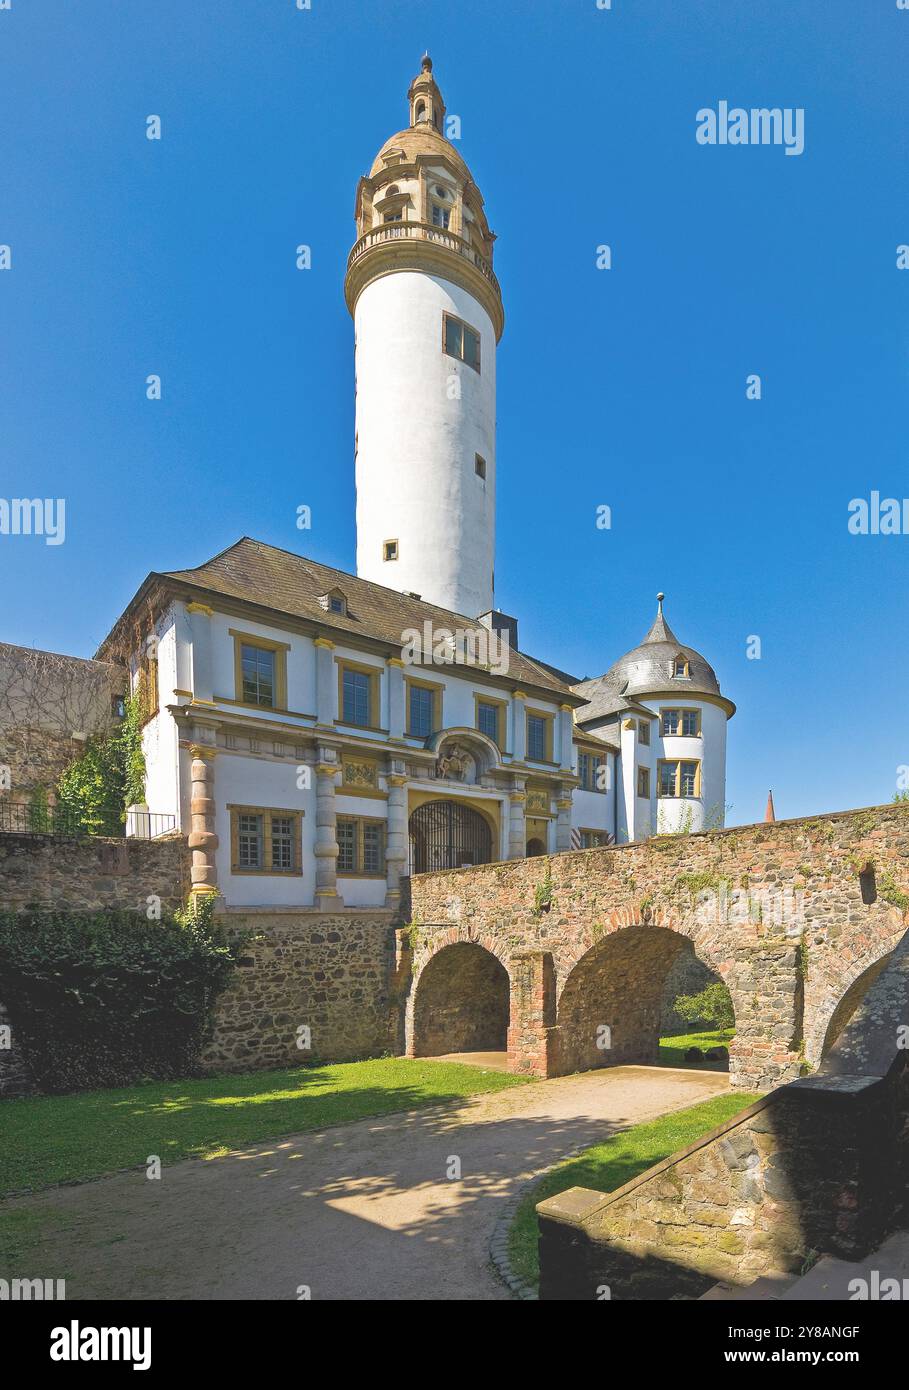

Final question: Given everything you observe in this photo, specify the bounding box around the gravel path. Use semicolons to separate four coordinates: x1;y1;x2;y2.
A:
5;1065;729;1301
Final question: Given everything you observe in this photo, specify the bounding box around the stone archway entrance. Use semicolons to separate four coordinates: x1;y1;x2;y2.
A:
411;942;509;1058
553;925;732;1075
409;800;493;873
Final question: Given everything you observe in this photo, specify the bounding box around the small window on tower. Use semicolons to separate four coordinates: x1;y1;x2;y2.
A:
475;454;486;479
431;202;451;229
383;539;399;562
443;313;481;373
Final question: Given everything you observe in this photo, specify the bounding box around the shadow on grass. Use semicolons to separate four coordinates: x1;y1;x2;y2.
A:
0;1058;527;1195
0;1094;673;1299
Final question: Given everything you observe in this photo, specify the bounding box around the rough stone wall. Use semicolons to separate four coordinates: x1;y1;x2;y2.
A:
537;1069;904;1300
200;910;396;1073
411;941;509;1055
0;831;189;913
0;643;124;798
0;830;189;1097
406;804;909;1089
555;926;687;1073
538;924;909;1300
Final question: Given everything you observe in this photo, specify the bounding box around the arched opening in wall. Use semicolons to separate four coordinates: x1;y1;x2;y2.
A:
821;951;894;1059
409;800;493;873
526;837;545;857
555;926;732;1075
412;943;509;1061
659;939;734;1067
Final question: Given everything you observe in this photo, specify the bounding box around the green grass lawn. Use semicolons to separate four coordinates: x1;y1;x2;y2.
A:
0;1057;527;1196
507;1090;761;1292
657;1027;735;1068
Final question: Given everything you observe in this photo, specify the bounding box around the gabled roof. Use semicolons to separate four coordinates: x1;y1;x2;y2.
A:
100;537;585;703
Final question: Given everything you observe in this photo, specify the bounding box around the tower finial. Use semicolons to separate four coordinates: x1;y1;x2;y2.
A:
421;51;432;72
656;591;665;616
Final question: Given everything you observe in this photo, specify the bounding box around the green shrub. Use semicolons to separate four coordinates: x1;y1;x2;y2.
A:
0;896;240;1093
55;693;146;836
673;981;735;1031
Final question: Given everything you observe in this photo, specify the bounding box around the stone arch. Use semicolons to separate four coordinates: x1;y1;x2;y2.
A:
803;909;907;1065
555;905;730;990
819;951;895;1060
552;919;735;1076
409;939;510;1057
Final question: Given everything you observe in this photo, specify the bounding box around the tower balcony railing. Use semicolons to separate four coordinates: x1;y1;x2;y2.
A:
347;220;501;298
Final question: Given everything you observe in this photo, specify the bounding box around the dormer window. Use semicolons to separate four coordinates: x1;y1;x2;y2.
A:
319;589;348;617
673;656;690;679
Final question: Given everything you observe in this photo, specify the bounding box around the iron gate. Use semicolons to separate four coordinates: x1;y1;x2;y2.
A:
408;800;493;873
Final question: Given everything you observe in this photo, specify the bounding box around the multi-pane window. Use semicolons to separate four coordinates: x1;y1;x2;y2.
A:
658;760;700;798
682;709;700;737
241;644;276;707
527;713;548;762
639;721;651;745
578;753;606;793
342;668;372;727
408;683;435;738
232;807;300;874
431;202;450;228
443;313;481;372
477;699;501;745
336;817;385;876
579;830;607;849
270;816;294;872
362;822;383;874
337;817;357;874
238;813;263;869
680;761;698;796
637;767;651;798
662;708;701;737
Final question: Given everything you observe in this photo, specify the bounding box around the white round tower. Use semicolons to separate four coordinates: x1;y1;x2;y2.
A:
345;55;504;618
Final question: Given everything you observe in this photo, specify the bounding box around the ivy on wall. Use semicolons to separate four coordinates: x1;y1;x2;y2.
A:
55;693;146;835
0;895;241;1093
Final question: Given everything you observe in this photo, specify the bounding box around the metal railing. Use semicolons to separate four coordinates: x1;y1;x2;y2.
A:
347;220;501;296
0;802;177;840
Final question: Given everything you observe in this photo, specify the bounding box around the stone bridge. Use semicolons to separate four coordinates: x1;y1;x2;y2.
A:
399;803;909;1091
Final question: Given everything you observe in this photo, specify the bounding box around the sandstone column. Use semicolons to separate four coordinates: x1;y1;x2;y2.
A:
188;743;219;897
385;769;409;907
314;747;342;908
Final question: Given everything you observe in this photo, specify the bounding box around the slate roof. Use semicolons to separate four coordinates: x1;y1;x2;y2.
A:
571;600;734;721
107;537;586;703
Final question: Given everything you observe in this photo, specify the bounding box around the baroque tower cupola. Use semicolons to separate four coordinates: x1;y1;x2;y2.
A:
346;56;504;619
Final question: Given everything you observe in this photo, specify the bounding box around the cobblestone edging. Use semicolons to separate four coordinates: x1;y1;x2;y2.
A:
488;1141;592;1301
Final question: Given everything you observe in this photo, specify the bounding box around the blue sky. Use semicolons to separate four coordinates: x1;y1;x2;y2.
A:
2;0;907;825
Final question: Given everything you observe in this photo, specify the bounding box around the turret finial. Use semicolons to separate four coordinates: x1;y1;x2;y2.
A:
656;591;665;615
421;51;433;72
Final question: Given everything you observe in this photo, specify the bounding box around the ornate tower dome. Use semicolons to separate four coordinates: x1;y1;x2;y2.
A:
346;56;504;619
604;593;735;713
